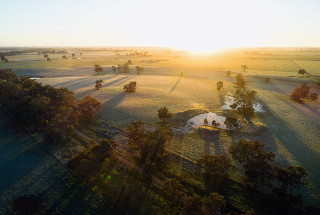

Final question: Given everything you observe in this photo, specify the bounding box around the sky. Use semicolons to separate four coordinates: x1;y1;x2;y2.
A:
1;0;320;52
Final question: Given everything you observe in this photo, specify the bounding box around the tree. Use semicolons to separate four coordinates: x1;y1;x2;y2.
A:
224;116;239;130
128;60;132;65
235;73;245;88
136;126;170;170
298;69;307;77
92;139;117;161
122;63;130;73
164;178;183;213
204;118;208;125
44;54;48;58
226;71;231;77
47;57;50;62
94;65;103;75
124;81;136;93
274;166;307;194
229;139;275;189
217;81;223;92
181;196;203;215
197;154;235;190
202;193;226;215
62;55;67;59
241;65;248;72
11;195;42;215
157;106;173;123
230;88;257;118
136;66;141;75
212;120;220;128
95;79;103;90
290;83;310;103
72;53;76;57
77;95;101;125
309;92;318;101
112;66;117;73
127;121;146;152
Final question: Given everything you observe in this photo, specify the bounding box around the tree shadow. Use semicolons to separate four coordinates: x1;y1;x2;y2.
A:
103;93;126;111
104;76;134;88
197;128;220;155
255;98;320;205
169;78;181;93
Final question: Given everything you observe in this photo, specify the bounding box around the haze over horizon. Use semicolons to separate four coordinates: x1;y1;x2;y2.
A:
1;0;320;52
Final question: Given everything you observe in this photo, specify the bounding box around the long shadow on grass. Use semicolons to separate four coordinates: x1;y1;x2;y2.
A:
197;129;221;155
255;98;320;205
169;78;181;93
104;76;135;88
102;93;126;110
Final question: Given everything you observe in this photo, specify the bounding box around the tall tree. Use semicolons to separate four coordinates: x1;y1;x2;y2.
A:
235;73;245;88
197;154;235;191
230;88;257;119
229;139;275;190
241;65;248;72
157;106;173;123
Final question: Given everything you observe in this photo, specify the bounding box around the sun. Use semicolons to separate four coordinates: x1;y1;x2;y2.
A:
181;43;226;55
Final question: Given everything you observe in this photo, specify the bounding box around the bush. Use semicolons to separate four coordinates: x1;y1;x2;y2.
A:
124;81;137;93
224;116;239;130
290;83;310;103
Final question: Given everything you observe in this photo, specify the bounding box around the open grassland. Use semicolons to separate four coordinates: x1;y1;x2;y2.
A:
1;49;320;206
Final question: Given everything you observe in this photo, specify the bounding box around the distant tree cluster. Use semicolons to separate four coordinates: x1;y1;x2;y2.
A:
0;69;101;144
116;63;130;73
291;83;318;103
125;50;149;56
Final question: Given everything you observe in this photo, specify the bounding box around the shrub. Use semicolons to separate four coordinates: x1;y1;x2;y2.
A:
212;120;220;127
290;83;310;103
224;116;239;130
124;81;137;93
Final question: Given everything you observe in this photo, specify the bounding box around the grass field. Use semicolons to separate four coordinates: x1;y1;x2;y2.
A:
1;49;320;207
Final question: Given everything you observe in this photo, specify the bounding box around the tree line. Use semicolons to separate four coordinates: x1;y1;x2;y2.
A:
0;69;101;144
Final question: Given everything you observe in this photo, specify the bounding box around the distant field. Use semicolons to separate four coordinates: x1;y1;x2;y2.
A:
1;49;320;206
